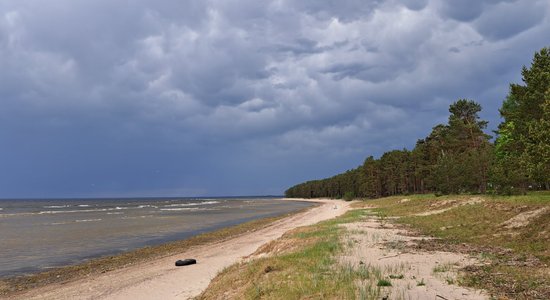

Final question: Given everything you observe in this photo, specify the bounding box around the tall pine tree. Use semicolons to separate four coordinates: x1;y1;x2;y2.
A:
493;47;550;193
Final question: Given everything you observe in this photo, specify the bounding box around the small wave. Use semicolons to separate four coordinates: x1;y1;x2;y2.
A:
49;221;71;225
75;219;102;223
106;212;124;215
200;200;220;204
121;215;154;219
0;208;3;211
39;208;109;214
43;205;70;208
137;205;158;209
78;204;90;207
160;207;203;211
115;206;131;210
163;200;220;207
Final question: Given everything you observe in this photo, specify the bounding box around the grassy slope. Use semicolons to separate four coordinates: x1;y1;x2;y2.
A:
367;192;550;299
199;209;389;299
368;193;550;260
200;193;549;299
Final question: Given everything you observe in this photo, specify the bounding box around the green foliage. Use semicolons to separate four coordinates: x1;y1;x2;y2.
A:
377;279;392;286
343;191;355;201
433;263;452;273
285;99;492;198
493;47;550;192
199;209;378;299
525;98;550;184
285;47;550;199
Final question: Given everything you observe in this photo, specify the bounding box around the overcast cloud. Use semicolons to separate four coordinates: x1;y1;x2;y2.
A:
1;0;549;198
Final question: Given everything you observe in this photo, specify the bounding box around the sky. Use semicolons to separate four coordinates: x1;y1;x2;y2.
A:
1;0;549;198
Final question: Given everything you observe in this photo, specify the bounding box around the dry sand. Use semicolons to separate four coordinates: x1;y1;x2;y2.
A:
10;199;351;300
340;212;488;299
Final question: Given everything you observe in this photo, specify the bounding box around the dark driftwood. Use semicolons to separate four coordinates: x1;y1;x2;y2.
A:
175;259;197;266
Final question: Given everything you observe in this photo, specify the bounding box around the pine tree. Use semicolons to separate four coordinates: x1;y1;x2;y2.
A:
494;47;550;192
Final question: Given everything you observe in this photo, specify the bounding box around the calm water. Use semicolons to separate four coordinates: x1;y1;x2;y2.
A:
0;197;312;277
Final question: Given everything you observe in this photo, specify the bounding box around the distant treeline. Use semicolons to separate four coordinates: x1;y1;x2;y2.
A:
285;47;549;199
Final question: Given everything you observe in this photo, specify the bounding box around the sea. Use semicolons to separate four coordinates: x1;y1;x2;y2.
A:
0;197;312;277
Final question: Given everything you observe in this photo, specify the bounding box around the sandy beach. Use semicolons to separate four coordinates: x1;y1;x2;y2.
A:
9;199;351;300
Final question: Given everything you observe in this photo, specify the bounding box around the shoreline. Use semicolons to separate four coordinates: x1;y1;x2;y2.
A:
1;211;308;279
3;198;348;299
0;196;311;278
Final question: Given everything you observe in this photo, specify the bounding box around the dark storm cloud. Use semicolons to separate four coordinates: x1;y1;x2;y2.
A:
0;0;549;197
401;0;429;11
438;0;485;21
291;0;385;22
473;1;546;41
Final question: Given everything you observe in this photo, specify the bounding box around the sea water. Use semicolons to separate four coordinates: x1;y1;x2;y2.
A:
0;197;312;277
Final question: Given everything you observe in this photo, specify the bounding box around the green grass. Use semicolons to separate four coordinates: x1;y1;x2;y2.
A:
377;279;392;287
369;192;550;262
365;192;550;299
198;192;550;299
432;263;453;273
199;209;385;299
400;203;506;243
486;191;550;205
365;194;473;216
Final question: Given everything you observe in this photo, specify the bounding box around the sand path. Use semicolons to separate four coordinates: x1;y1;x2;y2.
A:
13;199;351;300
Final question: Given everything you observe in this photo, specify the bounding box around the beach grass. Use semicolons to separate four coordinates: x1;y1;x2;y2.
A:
199;209;393;299
0;207;313;297
367;192;550;299
367;192;550;261
200;193;549;299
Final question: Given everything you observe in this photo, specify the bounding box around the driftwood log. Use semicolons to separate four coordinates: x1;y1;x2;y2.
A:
175;259;197;266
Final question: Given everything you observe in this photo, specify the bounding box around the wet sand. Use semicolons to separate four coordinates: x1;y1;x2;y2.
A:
8;199;351;300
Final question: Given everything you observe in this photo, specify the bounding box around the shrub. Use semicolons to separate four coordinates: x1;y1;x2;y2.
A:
343;191;355;201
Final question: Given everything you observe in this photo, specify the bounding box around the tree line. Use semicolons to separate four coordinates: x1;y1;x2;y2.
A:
285;47;549;199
